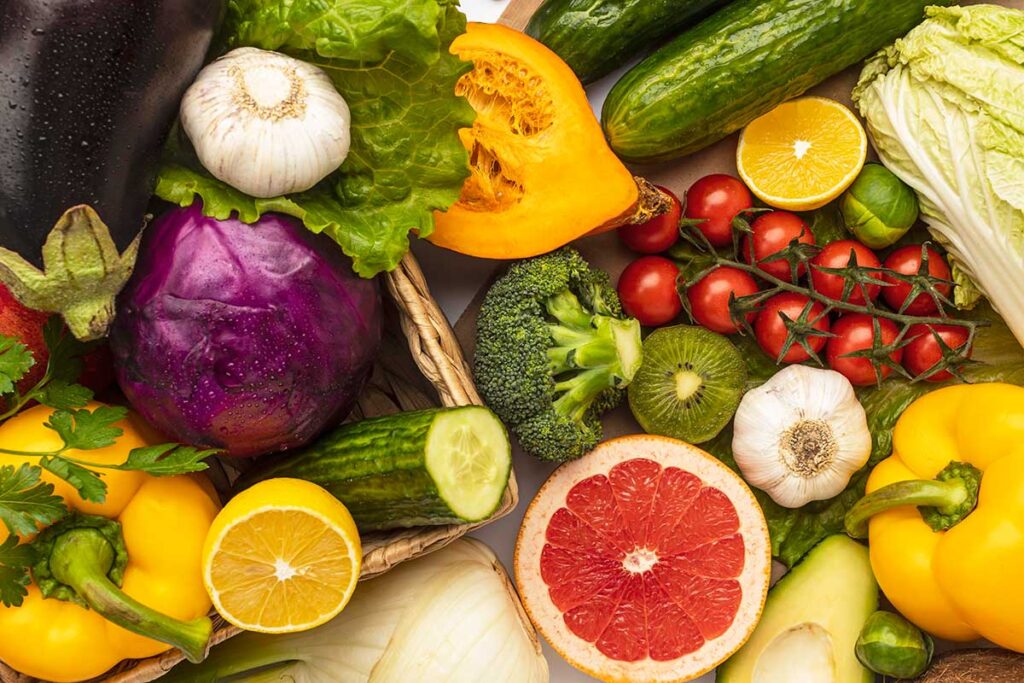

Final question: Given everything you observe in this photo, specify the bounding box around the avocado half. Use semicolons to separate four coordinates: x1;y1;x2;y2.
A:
718;535;879;683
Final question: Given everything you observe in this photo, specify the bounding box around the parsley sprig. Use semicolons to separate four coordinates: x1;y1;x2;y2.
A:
0;318;219;606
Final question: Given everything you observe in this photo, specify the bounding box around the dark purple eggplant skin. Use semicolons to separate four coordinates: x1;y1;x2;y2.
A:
0;0;224;267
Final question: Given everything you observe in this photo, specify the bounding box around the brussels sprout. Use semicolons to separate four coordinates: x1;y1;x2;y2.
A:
855;610;934;679
841;163;919;249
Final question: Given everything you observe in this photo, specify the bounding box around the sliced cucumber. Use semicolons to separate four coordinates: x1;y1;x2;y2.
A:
239;407;511;531
426;407;511;523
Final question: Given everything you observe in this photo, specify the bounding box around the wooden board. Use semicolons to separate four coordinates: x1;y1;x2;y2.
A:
498;0;543;28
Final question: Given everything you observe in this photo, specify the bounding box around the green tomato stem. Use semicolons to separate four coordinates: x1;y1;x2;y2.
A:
844;462;982;538
46;526;212;663
715;256;973;330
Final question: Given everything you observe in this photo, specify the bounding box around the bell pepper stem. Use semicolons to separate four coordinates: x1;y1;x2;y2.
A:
845;461;982;538
48;528;212;663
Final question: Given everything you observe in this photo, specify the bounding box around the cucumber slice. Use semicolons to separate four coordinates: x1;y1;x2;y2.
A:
427;406;511;523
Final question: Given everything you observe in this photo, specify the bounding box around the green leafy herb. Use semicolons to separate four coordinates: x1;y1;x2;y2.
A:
157;0;476;277
0;323;220;603
0;536;36;608
112;444;220;477
0;326;215;520
46;406;126;452
0;464;66;538
40;316;87;384
0;319;94;422
35;379;93;411
0;337;33;395
0;404;216;504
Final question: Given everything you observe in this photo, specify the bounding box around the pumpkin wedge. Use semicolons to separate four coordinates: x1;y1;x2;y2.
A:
430;23;654;259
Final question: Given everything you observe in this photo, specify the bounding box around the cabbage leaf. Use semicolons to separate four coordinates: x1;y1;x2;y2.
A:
156;0;475;277
854;4;1024;343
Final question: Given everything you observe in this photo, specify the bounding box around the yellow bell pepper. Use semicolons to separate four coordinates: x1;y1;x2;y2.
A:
0;403;221;682
844;383;1024;651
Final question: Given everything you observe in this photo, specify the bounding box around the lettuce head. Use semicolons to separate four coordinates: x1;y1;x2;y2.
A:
854;4;1024;342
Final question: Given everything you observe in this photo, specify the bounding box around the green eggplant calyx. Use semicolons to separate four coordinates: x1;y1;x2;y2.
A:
31;513;212;663
844;461;982;538
0;205;140;341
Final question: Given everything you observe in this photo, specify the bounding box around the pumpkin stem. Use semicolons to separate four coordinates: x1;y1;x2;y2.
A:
627;177;672;225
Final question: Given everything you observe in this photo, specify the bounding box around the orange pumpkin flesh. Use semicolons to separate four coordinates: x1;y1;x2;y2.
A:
429;22;641;259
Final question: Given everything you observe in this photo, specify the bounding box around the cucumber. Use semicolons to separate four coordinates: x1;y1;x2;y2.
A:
525;0;731;85
240;407;511;531
601;0;948;163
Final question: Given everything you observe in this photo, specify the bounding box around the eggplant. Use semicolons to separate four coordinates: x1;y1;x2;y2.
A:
0;0;224;339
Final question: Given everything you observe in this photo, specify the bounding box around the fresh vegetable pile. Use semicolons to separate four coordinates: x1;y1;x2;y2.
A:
2;1;1024;683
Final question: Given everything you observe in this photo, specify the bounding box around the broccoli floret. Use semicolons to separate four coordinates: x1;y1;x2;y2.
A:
474;248;643;461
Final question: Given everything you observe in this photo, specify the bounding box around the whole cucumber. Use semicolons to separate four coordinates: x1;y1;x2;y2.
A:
526;0;731;85
237;407;512;531
602;0;948;163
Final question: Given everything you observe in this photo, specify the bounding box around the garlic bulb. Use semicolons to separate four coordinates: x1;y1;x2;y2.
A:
732;365;871;508
180;47;351;198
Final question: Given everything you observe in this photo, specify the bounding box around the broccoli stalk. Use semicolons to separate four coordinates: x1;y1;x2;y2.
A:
547;290;642;421
474;249;643;461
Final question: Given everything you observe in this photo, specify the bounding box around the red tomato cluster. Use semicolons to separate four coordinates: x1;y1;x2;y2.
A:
616;175;971;385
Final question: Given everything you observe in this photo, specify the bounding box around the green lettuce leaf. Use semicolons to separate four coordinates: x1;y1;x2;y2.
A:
705;304;1024;566
157;0;475;277
225;0;444;63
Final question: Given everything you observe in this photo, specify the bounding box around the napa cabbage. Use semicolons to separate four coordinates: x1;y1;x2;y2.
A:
854;4;1024;345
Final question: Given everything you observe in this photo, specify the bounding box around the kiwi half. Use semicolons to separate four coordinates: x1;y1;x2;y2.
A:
628;325;746;444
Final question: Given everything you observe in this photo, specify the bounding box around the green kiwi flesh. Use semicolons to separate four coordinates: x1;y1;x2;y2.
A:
627;325;746;444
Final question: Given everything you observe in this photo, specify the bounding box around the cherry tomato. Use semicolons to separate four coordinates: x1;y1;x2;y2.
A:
684;174;753;247
903;324;972;382
618;256;683;327
619;186;683;254
826;314;902;386
743;211;816;282
881;245;952;315
754;292;830;363
810;240;882;305
687;266;760;334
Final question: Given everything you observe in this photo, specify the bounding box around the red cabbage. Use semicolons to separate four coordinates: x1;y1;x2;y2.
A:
110;203;381;457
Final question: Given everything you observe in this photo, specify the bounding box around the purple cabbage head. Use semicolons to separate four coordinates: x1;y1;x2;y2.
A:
110;203;382;457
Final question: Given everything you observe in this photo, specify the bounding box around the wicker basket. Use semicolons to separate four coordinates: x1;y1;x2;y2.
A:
0;252;519;683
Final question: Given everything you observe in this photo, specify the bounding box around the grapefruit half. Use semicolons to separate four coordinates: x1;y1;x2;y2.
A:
515;434;771;682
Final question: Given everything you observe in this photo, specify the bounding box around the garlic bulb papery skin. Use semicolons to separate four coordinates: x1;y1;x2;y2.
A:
732;365;871;508
180;47;351;198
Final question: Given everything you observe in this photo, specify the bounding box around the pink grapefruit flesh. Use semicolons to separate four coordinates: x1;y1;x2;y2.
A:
516;435;771;683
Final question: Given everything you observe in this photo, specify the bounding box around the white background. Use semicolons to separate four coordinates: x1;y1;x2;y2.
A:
414;1;716;680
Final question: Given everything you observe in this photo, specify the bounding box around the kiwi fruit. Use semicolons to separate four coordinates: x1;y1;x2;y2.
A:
628;325;746;443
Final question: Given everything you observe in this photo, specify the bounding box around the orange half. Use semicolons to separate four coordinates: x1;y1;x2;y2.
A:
737;97;867;212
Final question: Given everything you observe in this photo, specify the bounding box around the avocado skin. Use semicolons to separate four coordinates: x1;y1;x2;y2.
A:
717;535;879;682
0;0;224;267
